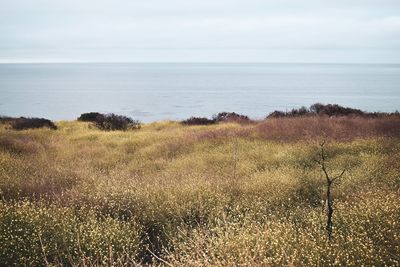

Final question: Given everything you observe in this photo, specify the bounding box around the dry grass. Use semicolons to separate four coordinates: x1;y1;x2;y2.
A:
0;118;399;266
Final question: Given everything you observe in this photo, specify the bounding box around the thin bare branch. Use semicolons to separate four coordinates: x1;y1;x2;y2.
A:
146;248;173;267
332;169;346;182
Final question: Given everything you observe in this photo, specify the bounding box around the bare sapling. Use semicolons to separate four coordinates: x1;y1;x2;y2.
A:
315;140;346;241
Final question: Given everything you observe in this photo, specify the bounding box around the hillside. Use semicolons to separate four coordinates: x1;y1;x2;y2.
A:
0;117;399;266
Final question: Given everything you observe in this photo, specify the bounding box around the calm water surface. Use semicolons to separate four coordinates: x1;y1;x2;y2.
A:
0;63;399;122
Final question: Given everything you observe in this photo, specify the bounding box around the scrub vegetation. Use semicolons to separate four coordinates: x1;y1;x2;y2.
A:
77;113;141;131
267;103;400;118
0;116;57;130
181;112;250;126
0;114;399;266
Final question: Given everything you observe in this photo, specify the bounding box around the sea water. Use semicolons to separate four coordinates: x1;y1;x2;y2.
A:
0;63;399;122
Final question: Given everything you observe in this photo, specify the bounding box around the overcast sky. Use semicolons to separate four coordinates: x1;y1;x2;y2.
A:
1;0;400;63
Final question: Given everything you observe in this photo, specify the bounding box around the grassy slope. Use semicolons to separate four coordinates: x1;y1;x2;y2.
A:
0;119;399;266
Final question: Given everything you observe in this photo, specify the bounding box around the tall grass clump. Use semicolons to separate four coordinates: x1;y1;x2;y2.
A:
0;201;142;266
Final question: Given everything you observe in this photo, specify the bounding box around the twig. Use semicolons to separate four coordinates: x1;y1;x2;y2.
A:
233;137;238;180
146;248;173;267
38;233;50;266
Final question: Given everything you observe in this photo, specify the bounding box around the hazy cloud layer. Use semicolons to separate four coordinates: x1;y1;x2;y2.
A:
1;0;400;62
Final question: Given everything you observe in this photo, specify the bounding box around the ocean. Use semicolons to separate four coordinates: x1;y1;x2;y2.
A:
0;63;399;122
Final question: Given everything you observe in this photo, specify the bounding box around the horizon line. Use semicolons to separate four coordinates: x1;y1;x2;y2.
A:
1;61;400;65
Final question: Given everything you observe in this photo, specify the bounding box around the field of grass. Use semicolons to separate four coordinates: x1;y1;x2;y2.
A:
0;117;399;266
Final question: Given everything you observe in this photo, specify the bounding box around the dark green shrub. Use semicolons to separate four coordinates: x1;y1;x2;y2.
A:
0;116;14;124
266;111;286;118
9;117;57;130
265;103;388;118
310;103;364;117
95;113;140;131
77;112;104;122
181;112;251;126
181;117;216;126
78;112;140;131
213;112;250;123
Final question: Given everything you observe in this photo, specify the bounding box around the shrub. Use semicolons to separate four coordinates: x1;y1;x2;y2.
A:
266;110;286;118
266;103;400;119
94;113;140;131
78;112;140;131
8;117;57;130
266;105;314;118
0;116;14;124
181;112;251;126
77;112;104;122
310;103;364;117
181;117;216;126
213;112;251;123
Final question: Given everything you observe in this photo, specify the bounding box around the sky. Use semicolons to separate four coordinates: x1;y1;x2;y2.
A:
1;0;400;63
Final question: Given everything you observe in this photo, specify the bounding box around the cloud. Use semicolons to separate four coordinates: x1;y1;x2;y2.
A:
0;0;399;62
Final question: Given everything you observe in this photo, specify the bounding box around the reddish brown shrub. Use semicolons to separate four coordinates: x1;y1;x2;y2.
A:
256;117;400;141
